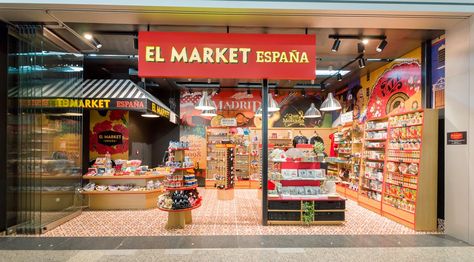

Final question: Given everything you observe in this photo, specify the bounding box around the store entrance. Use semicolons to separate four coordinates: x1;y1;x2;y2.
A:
3;22;447;236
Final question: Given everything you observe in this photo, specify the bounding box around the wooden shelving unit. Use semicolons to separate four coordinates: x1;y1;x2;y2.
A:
381;109;438;231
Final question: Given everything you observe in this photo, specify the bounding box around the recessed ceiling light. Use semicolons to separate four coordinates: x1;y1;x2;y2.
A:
362;38;369;45
84;33;93;40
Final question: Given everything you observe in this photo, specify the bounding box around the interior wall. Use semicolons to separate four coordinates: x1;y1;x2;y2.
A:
445;17;474;244
128;111;179;167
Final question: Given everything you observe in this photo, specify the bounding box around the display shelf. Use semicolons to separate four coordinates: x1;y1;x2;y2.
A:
83;174;166;180
383;192;416;203
361;186;382;193
385;180;418;190
81;189;163;195
365;128;388;132
365;138;387;142
168;148;190;152
166;185;198;191
390;123;423;128
22;175;82;180
365;158;384;162
157;202;202;213
172;167;195;171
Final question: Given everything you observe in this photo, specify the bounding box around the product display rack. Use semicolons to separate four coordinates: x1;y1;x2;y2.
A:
82;174;165;209
381;109;438;230
347;122;363;200
267;160;346;225
359;116;388;214
159;147;202;229
267;196;346;225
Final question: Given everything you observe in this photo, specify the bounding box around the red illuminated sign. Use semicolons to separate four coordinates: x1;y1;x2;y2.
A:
138;32;316;80
447;131;467;145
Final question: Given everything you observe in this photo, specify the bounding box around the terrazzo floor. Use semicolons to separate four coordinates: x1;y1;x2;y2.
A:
43;189;437;237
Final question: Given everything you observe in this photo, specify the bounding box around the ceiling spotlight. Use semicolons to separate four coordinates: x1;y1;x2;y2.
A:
320;83;326;91
357;42;365;53
133;36;138;50
208;78;212;84
84;33;93;40
362;38;369;45
216;88;221;94
336;73;343;81
311;79;315;85
331;39;341;52
376;39;388;52
247;89;251;95
188;88;193;94
301;89;306;98
358;57;366;69
84;33;102;49
275;89;279;96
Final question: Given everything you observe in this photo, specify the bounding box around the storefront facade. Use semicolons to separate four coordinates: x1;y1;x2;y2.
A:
1;0;474;244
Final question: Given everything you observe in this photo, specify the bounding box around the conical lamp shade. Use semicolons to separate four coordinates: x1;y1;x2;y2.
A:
254;106;262;117
268;95;280;112
320;92;342;112
201;109;217;117
304;103;322;118
195;92;216;110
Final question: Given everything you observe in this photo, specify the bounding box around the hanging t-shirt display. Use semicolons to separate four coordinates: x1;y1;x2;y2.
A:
310;135;324;145
329;133;337;157
292;135;308;147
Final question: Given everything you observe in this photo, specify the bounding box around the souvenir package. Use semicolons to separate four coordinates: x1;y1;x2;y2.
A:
298;169;308;178
281;169;298;179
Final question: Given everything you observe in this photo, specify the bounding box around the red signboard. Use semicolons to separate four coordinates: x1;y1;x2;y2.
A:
138;32;316;80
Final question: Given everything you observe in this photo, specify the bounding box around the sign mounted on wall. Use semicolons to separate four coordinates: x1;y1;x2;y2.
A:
138;32;316;80
447;131;467;145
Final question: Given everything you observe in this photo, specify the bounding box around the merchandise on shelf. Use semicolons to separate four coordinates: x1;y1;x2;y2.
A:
158;188;201;210
81;180;163;192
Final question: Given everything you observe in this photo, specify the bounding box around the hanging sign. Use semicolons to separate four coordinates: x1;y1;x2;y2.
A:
341;111;354;124
220;118;237;127
447;131;467;145
138;32;316;80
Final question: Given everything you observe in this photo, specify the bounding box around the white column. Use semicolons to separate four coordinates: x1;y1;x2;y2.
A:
445;16;474;244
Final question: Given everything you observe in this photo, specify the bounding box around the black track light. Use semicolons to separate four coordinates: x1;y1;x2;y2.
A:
357;42;365;53
216;88;221;94
331;39;341;52
133;36;138;50
301;89;306;98
188;88;193;94
358;57;366;69
336;73;343;81
376;39;388;52
247;89;251;95
275;89;279;96
320;83;326;91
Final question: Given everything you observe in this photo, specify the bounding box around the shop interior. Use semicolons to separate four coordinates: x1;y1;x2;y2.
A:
4;24;446;236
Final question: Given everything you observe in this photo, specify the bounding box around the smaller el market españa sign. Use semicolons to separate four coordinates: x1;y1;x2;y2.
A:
138;32;316;80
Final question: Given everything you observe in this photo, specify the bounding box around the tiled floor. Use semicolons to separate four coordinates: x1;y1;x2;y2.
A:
42;189;437;237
